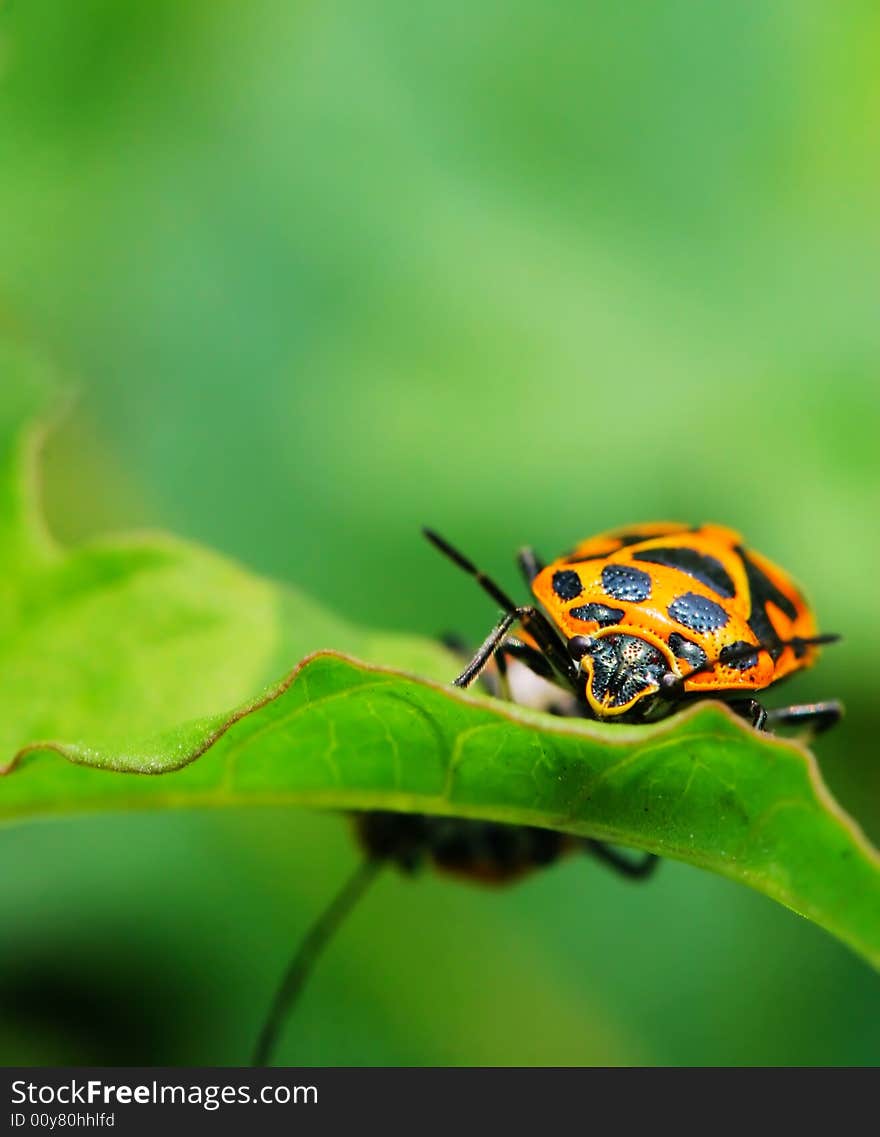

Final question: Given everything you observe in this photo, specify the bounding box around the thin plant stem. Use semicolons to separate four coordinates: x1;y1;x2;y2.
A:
251;856;383;1066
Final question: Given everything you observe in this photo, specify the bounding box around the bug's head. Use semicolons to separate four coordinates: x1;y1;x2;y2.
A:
567;629;679;719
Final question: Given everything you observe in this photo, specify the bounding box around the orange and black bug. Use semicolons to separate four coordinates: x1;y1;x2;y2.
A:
252;523;841;1065
428;521;841;733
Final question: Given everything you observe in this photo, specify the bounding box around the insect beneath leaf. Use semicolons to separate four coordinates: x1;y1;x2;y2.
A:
252;522;841;1064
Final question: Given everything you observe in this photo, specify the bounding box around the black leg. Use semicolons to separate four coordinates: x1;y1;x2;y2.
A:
451;611;579;692
459;606;581;689
729;697;843;738
424;528;579;688
452;612;517;689
765;700;843;737
440;631;506;697
514;606;581;686
500;636;556;680
500;637;583;715
441;630;556;700
583;840;659;880
492;644;512;700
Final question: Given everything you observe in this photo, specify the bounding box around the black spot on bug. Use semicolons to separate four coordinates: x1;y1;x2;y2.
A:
569;602;625;626
633;546;735;598
667;632;707;670
668;592;730;633
719;641;760;671
736;547;797;660
601;564;651;602
552;570;583;600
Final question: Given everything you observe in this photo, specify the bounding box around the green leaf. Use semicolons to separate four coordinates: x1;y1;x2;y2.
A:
2;347;880;972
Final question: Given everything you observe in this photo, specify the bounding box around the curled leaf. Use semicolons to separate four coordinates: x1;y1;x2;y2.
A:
2;349;879;971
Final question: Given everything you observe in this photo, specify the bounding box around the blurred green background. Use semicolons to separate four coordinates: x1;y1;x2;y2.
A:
2;1;879;1065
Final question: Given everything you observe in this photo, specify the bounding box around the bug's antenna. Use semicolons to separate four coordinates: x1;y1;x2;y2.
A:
251;856;384;1067
662;633;841;698
423;528;519;614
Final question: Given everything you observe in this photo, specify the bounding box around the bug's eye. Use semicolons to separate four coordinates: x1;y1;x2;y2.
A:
567;635;597;661
658;672;684;700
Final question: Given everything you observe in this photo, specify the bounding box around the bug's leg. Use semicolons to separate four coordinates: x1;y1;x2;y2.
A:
500;636;556;680
450;606;581;693
438;632;495;691
515;606;581;687
764;700;843;738
423;528;578;688
451;612;518;688
728;698;768;731
499;636;584;716
442;629;563;704
492;643;512;701
440;631;506;697
517;546;545;586
583;839;660;880
451;609;580;692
